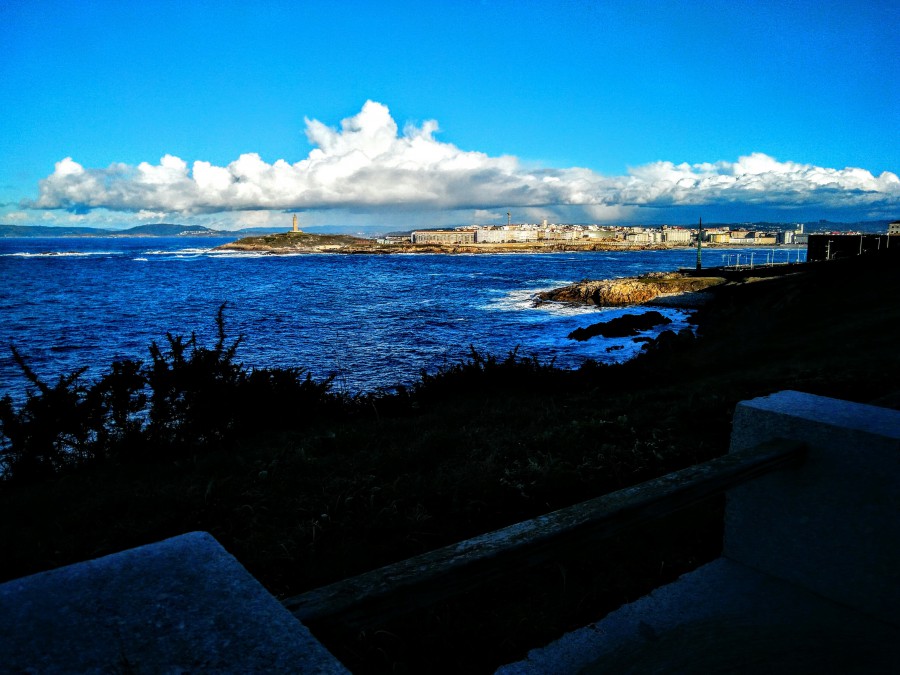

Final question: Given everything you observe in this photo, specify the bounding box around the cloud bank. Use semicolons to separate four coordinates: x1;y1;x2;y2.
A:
28;101;900;218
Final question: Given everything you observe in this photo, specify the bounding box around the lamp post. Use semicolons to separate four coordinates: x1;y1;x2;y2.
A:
696;216;703;270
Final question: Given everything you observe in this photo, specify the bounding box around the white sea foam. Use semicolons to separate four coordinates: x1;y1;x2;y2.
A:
3;250;119;258
206;249;332;258
204;250;274;258
207;251;273;260
142;247;215;256
485;287;604;316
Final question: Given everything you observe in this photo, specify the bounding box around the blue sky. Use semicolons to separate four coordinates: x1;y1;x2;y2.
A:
1;0;898;232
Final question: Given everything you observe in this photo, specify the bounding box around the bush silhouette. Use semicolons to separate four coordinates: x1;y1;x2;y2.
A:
0;304;336;481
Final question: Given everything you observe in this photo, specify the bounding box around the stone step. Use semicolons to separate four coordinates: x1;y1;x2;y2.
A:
497;557;899;674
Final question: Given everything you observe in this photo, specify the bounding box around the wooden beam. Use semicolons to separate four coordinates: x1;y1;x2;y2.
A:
284;439;804;627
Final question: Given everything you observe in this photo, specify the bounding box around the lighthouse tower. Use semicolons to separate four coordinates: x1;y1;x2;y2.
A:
292;214;301;233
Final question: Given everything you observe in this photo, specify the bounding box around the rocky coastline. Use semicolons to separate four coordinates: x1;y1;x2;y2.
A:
535;271;726;308
567;311;673;341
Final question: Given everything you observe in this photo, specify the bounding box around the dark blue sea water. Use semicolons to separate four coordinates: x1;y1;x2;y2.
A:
0;237;794;398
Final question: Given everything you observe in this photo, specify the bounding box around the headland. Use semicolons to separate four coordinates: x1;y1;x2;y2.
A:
214;231;697;254
213;218;834;254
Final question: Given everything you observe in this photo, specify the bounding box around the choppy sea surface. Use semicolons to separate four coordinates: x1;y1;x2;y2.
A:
0;237;792;397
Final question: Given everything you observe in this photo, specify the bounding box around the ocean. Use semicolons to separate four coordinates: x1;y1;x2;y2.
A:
0;237;785;398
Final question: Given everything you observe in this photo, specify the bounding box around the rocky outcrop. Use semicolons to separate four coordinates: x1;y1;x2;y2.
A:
215;232;381;254
536;272;725;307
568;311;672;341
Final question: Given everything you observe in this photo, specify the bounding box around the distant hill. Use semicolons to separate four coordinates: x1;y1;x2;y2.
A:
801;219;893;234
0;224;112;237
230;227;287;235
701;220;893;234
0;223;287;238
0;223;216;237
115;223;215;236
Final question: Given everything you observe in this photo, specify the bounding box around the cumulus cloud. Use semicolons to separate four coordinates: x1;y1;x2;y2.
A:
136;209;168;220
27;101;900;217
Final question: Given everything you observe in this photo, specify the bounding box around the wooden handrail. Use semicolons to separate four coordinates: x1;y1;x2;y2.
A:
284;439;805;627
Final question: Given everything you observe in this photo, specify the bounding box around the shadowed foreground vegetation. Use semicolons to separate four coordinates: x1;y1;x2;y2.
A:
1;254;898;673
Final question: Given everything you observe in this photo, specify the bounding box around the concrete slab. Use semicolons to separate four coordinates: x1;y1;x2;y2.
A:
496;558;900;674
0;531;348;673
727;391;900;625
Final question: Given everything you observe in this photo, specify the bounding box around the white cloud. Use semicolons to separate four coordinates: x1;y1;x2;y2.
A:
136;209;168;220
472;209;506;222
26;101;900;217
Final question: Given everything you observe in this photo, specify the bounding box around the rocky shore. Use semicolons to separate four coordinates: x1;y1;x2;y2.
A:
535;272;726;307
567;311;673;341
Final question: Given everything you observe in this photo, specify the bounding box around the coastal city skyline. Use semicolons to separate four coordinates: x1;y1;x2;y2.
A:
1;0;898;232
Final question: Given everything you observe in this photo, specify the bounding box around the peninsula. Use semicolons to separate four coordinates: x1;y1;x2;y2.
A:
214;231;661;254
215;232;669;254
214;218;838;254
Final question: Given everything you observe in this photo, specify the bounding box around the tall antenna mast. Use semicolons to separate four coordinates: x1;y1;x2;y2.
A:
696;216;703;270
